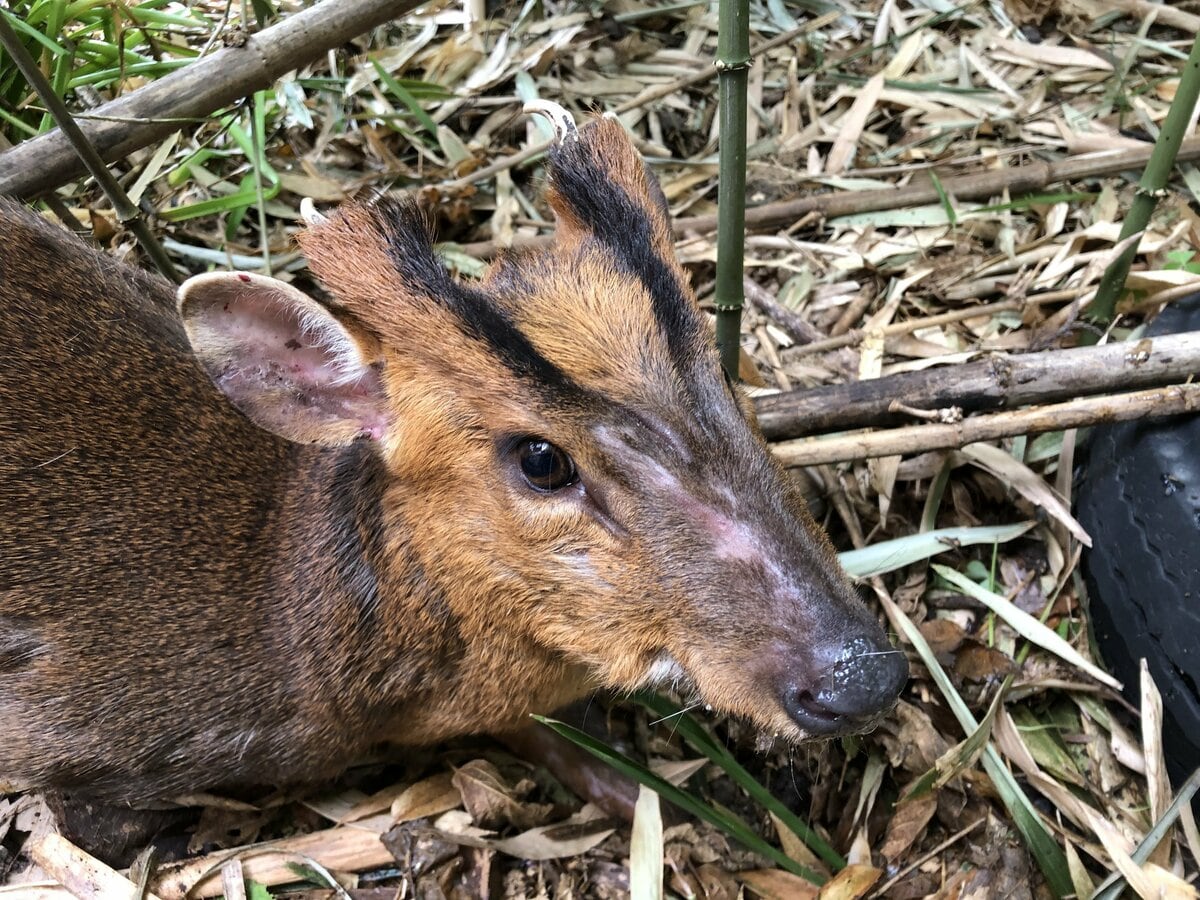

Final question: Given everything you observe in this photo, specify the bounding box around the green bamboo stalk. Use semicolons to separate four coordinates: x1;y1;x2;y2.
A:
0;9;178;283
1086;32;1200;331
713;0;750;380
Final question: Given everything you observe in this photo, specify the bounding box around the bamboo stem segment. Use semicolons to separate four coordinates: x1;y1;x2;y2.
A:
713;0;751;379
1087;31;1200;327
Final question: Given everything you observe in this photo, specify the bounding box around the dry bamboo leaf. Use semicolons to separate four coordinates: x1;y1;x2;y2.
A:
935;566;1118;689
630;786;664;900
490;805;615;861
1089;811;1197;900
1110;712;1148;775
390;772;461;824
882;30;932;80
649;757;709;785
992;37;1114;70
826;72;885;175
737;868;820;900
956;443;1091;546
816;862;883;899
768;812;829;877
1140;662;1172;870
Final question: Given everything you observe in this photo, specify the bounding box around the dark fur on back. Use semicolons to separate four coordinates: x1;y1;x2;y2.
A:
0;203;446;796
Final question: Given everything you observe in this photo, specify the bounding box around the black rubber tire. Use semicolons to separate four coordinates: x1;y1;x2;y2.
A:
1077;293;1200;784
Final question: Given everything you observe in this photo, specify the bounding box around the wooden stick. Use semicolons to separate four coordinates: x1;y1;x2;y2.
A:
785;297;1026;356
742;276;825;344
152;824;393;900
755;330;1200;440
771;383;1200;467
1110;0;1200;32
24;833;166;900
0;885;73;898
454;137;1200;258
0;0;425;199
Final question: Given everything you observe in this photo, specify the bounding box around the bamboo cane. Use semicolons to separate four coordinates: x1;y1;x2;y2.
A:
713;0;751;378
1087;32;1200;328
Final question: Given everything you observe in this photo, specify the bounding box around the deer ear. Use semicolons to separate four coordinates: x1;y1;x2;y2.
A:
541;114;674;258
178;272;391;446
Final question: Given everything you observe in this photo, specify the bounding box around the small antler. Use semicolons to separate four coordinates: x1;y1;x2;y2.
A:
299;197;329;227
523;100;578;144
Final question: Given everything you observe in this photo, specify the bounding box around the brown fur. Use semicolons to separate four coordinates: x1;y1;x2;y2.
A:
0;119;904;802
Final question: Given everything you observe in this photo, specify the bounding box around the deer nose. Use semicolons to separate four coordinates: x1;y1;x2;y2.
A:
781;635;908;735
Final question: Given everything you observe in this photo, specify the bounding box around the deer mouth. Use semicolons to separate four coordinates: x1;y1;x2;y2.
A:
635;640;906;743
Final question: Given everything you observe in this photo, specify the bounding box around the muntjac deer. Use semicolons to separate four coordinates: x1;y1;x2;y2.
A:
0;106;906;803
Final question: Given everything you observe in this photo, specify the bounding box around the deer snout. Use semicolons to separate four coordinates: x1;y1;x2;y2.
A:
779;634;908;736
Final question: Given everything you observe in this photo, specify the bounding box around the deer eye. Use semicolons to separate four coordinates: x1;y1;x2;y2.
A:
518;438;577;492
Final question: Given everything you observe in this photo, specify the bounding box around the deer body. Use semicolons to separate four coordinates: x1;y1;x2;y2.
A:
0;115;905;802
1;205;582;796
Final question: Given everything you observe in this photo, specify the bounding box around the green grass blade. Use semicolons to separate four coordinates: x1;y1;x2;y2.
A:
933;564;1119;689
534;716;825;885
884;593;1073;897
635;692;845;870
838;522;1033;578
371;59;438;137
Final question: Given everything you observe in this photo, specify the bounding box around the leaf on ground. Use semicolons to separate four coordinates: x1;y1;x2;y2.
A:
631;786;664;900
879;792;938;863
452;759;552;830
490;805;616;861
957;444;1091;546
839;521;1034;578
391;772;462;825
935;564;1120;689
815;863;883;899
738;868;821;900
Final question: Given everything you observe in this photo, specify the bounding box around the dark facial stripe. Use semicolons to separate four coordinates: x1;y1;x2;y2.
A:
370;197;595;407
548;138;708;373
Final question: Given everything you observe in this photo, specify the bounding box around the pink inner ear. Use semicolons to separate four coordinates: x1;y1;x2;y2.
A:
182;272;391;444
218;285;356;388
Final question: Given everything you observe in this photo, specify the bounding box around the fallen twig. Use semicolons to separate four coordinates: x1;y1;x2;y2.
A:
742;276;825;344
454;136;1200;258
755;330;1200;439
0;0;425;199
24;834;165;900
771;383;1200;467
151;824;393;899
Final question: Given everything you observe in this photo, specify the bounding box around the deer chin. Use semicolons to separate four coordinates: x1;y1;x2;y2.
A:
632;650;811;744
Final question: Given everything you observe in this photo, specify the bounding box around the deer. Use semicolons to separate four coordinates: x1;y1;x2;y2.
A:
0;105;906;812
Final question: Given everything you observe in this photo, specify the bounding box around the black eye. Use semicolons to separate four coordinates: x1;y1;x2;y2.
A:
518;439;577;492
